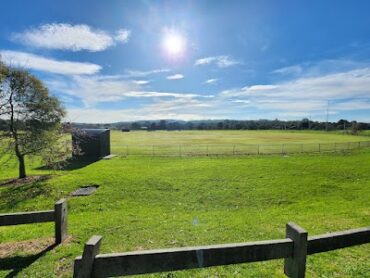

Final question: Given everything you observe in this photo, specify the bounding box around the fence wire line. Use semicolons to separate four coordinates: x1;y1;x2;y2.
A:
119;140;370;157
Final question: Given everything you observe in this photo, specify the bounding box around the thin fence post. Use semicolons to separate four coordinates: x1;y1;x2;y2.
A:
282;144;285;154
233;145;236;155
152;145;155;156
73;235;102;278
318;143;321;152
284;222;308;278
334;143;337;152
206;144;209;156
257;144;260;155
55;199;67;244
301;144;303;153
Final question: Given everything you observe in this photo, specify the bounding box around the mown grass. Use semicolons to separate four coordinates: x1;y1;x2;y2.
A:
0;131;369;277
111;130;370;156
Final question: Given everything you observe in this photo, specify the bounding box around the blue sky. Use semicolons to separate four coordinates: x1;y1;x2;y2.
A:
1;0;370;123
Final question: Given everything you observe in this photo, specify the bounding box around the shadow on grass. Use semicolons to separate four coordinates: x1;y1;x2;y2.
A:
37;157;99;171
0;178;51;210
0;243;56;278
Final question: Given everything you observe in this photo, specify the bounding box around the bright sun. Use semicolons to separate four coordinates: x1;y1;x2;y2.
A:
162;32;186;57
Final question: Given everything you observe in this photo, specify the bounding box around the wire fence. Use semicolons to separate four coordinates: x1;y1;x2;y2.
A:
117;140;370;157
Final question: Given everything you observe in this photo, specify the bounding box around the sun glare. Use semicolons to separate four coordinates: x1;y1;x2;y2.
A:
162;31;186;57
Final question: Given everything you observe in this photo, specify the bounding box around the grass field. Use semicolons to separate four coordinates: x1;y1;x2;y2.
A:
111;130;370;156
0;131;369;277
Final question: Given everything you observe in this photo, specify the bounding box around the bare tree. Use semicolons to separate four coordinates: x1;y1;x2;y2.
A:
0;60;66;178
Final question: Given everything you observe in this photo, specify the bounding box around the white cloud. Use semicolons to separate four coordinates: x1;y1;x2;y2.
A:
65;97;217;123
244;85;279;92
12;23;131;52
195;55;240;68
132;80;150;85
46;74;212;106
124;68;171;78
222;68;370;100
0;50;101;75
115;29;131;43
204;78;218;84
220;66;370;119
66;107;210;123
167;74;184;80
273;65;303;75
273;60;369;77
230;99;251;104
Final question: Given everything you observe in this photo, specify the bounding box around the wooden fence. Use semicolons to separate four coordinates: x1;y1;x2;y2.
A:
73;222;370;278
0;199;68;244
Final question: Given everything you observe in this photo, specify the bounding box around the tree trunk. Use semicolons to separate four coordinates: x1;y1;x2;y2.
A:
18;154;26;179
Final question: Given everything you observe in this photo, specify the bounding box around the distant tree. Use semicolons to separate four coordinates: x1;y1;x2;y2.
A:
159;120;167;130
0;60;66;178
300;118;310;129
350;121;361;135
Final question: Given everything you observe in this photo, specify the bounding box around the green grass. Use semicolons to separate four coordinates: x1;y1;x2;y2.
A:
111;130;370;155
0;131;369;277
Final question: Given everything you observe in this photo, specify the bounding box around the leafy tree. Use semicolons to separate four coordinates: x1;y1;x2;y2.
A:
350;121;361;135
0;60;66;178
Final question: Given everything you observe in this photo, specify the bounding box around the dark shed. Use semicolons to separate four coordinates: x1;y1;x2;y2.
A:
72;129;110;159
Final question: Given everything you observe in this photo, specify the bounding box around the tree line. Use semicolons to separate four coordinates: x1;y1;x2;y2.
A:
67;118;369;133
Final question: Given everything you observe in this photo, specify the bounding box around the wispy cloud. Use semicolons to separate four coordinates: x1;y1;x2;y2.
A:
166;74;184;80
124;68;171;78
221;66;370;117
66;97;217;123
11;23;131;52
223;68;370;100
204;78;218;84
0;50;101;75
273;65;303;75
230;99;251;104
47;74;212;107
114;29;131;43
66;107;211;123
195;55;241;68
273;59;369;77
132;80;150;85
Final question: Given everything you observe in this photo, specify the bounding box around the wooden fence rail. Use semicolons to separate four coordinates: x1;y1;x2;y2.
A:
73;222;370;278
0;198;68;244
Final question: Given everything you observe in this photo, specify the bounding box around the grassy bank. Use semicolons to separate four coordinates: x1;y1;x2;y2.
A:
0;139;369;276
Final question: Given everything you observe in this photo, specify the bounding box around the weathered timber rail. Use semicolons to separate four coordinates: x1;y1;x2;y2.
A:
73;222;370;278
0;199;68;244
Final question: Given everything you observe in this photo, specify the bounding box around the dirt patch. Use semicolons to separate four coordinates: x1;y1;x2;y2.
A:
0;236;73;258
0;175;53;187
0;237;54;258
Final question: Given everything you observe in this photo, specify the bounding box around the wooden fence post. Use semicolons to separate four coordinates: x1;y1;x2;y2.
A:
284;222;308;278
74;236;102;278
55;199;68;244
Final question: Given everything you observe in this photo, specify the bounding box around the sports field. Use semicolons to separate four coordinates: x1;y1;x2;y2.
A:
111;130;370;156
0;130;369;277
